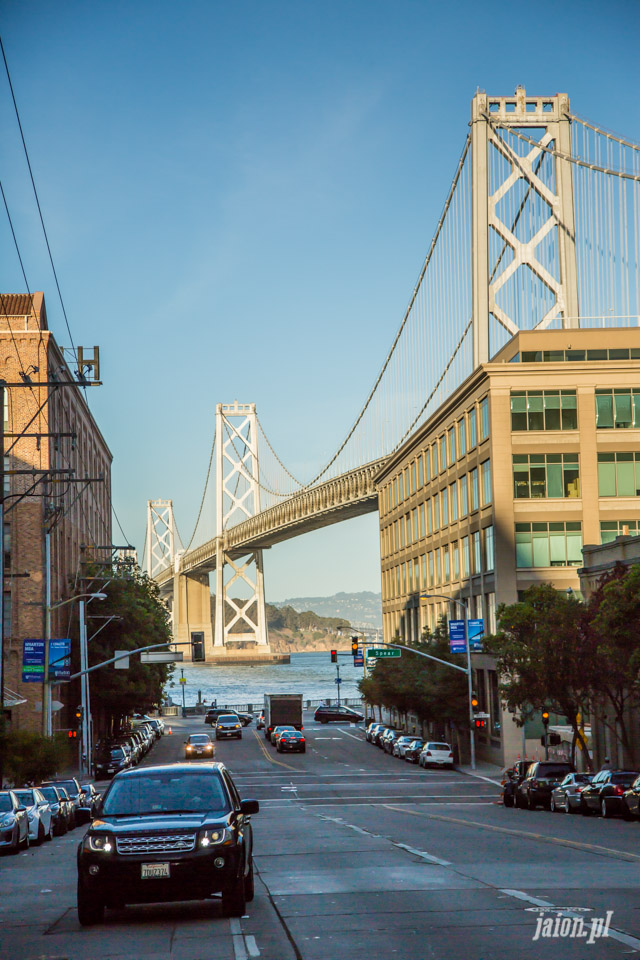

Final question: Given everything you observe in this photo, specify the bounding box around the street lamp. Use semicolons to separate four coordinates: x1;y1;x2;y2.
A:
44;591;107;776
421;593;476;771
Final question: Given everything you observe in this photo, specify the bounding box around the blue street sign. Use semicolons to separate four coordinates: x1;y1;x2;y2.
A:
49;639;72;681
354;656;364;667
334;677;342;684
448;619;466;653
22;640;45;682
467;618;484;652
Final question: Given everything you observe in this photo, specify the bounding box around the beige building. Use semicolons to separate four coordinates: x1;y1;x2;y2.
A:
376;326;640;765
1;293;112;733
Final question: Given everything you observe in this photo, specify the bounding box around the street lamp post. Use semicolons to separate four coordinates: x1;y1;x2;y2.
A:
421;593;476;771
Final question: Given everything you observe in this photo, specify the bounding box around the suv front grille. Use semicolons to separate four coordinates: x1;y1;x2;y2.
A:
116;833;196;855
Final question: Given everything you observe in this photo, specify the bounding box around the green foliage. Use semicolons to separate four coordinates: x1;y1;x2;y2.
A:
265;603;350;633
1;730;70;786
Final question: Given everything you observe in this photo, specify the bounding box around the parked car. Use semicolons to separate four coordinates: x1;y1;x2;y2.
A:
237;713;253;727
76;762;259;925
404;739;426;764
0;790;29;853
205;708;232;726
54;786;74;831
550;773;594;813
185;733;215;759
580;769;639;818
392;736;416;758
93;744;131;780
314;705;364;724
366;722;385;743
40;778;87;826
272;725;296;745
12;788;53;844
38;785;69;835
622;775;640;820
277;731;306;753
419;742;455;769
500;760;530;807
515;761;575;810
375;727;396;748
256;710;265;730
382;730;401;754
215;714;243;740
79;784;103;821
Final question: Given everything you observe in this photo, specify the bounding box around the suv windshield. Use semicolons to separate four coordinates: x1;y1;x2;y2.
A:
217;715;238;723
102;771;231;816
537;764;573;776
39;787;59;802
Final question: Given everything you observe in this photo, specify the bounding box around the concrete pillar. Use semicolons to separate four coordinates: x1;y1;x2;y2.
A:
174;572;214;662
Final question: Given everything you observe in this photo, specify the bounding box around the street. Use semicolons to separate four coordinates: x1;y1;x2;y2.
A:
2;713;640;960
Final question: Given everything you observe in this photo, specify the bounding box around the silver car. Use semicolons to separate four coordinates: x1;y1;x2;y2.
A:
12;788;53;843
550;772;594;813
0;790;29;852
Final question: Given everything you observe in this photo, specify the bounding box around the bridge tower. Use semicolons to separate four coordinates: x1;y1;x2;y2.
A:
214;402;269;650
471;86;579;366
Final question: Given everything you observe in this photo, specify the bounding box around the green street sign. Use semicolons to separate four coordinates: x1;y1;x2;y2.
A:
367;648;401;659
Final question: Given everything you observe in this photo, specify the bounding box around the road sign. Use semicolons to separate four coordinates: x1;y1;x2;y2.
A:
448;620;466;653
140;651;183;663
179;677;187;684
48;638;71;681
22;640;45;683
475;711;490;719
354;656;364;666
334;677;342;684
468;618;484;652
367;648;401;659
114;650;130;669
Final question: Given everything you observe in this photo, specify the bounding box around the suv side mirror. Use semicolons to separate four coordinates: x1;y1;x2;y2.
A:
240;799;259;815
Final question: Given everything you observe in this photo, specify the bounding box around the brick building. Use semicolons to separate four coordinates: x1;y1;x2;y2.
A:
1;292;112;733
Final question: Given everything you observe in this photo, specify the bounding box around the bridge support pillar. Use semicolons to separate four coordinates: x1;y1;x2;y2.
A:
173;571;214;662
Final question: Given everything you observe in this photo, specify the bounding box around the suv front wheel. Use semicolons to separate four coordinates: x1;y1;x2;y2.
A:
222;873;247;917
77;881;105;926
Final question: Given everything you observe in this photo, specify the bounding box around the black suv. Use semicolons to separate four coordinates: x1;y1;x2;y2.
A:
314;705;364;724
515;761;575;810
76;762;259;925
205;708;231;725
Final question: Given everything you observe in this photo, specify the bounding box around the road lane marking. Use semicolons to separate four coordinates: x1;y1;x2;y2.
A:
500;889;554;907
260;793;496;801
381;804;640;863
230;917;249;960
316;814;451;866
393;841;451;866
245;934;261;957
251;730;299;772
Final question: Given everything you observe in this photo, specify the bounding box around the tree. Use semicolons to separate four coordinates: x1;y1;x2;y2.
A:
587;563;640;766
484;584;593;768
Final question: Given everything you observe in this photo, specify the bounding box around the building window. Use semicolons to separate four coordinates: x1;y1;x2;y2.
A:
470;468;479;511
596;389;640;429
432;496;439;532
421;554;427;589
458;416;466;457
462;536;470;577
428;551;434;587
597;452;640;497
394;478;398;506
453;542;460;580
405;514;411;546
425;449;431;482
432;443;438;476
515;521;583;567
443;545;450;582
404;467;410;498
450;480;458;521
511;390;578;431
440;435;447;471
419;502;425;538
434;548;441;586
448;427;456;464
418;455;424;488
484;525;495;572
469;407;477;449
460;474;468;517
411;462;416;494
481;460;492;506
413;558;419;593
479;397;489;441
485;593;496;633
412;508;418;542
513;454;580;499
426;498;432;534
489;670;500;734
601;520;640;542
3;593;11;639
441;488;449;526
472;531;481;573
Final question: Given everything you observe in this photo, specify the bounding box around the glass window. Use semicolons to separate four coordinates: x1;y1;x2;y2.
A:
448;427;456;463
600;520;639;542
596;389;640;429
510;392;527;431
453;542;460;579
441;488;449;526
421;554;427;590
424;449;431;482
460;474;468;516
470;468;479;511
450;480;458;521
462;536;470;578
596;392;614;429
479;397;489;441
440;435;447;471
411;462;416;494
428;551;434;588
418;455;424;488
511;390;578;431
434;548;441;586
413;508;418;542
432;443;438;476
426;498;432;534
458;417;467;456
484;525;495;571
515;522;582;567
443;545;450;582
469;408;477;448
512;454;581;499
432;494;440;532
614;393;633;428
398;474;404;502
597;452;640;497
419;503;425;538
481;460;492;505
561;392;578;429
472;531;481;573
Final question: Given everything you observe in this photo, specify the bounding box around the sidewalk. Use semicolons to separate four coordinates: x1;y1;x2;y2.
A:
455;760;503;786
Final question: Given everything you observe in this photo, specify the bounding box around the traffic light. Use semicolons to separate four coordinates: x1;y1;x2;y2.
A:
471;694;479;713
541;711;550;728
68;730;77;738
330;650;337;663
75;705;84;727
351;637;359;656
474;718;486;730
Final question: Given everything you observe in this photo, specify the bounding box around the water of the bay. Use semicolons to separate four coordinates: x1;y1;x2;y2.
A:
167;652;364;710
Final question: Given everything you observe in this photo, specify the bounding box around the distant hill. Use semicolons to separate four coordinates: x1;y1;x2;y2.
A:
271;591;382;628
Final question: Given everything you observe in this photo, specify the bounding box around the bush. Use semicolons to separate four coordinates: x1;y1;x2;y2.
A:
1;730;71;786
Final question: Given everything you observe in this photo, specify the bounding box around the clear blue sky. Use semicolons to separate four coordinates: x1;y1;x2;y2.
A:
2;0;639;600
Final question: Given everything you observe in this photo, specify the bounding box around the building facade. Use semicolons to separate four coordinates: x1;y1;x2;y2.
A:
1;292;112;733
376;326;640;765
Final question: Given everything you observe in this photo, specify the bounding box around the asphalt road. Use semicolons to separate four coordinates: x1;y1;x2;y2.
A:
2;712;640;960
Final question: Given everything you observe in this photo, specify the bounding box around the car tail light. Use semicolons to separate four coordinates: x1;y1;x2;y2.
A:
426;751;432;756
575;786;585;793
614;785;625;795
449;753;454;758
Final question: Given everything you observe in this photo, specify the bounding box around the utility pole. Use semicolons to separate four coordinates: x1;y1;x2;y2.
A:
0;383;5;787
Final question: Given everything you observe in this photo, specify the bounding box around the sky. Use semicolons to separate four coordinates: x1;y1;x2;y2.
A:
1;0;639;601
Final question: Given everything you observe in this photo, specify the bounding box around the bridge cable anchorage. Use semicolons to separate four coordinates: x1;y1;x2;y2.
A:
183;426;216;553
567;114;640;153
281;133;472;492
485;115;640;182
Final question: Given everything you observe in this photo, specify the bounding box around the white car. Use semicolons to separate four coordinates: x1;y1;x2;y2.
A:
418;742;455;769
12;788;53;843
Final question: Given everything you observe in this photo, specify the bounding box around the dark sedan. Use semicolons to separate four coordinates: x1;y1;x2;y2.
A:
79;784;103;820
277;731;306;753
41;777;87;826
38;785;70;835
404;739;425;764
314;705;364;724
580;770;639;818
622;775;640;820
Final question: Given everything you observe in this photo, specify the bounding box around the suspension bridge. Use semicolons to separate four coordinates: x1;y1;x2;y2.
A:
145;87;640;660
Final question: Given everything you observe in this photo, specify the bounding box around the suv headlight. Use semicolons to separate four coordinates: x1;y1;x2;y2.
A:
84;833;114;853
198;827;230;847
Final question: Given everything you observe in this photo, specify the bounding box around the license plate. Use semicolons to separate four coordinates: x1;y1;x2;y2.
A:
141;863;170;879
